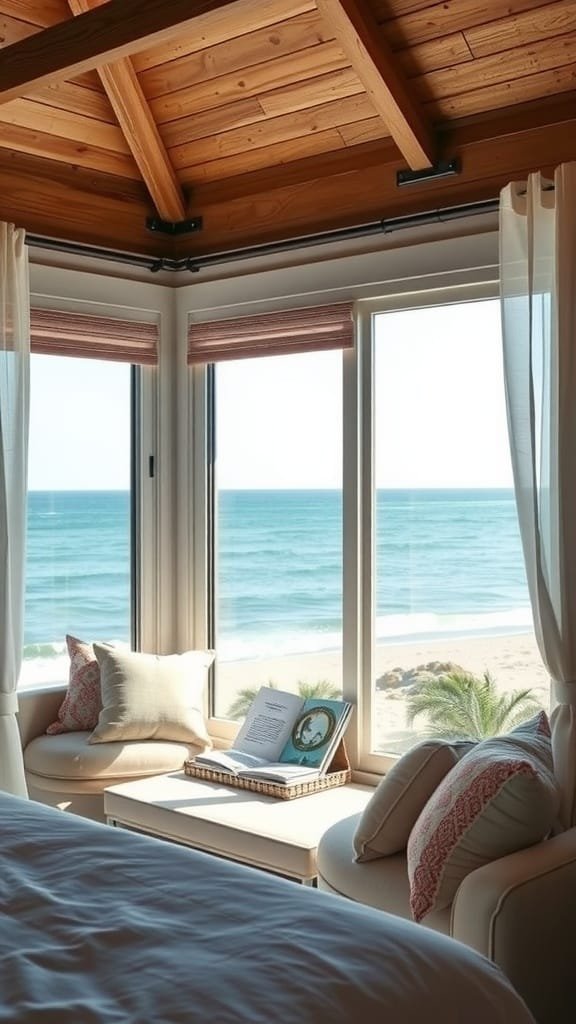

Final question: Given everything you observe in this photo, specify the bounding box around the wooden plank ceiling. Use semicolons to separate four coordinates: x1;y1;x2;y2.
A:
0;0;574;258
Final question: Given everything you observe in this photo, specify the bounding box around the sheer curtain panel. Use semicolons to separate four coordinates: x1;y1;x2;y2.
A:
0;223;29;797
500;163;576;829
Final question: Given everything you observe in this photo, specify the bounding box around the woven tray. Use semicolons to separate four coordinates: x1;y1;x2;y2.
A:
184;740;350;801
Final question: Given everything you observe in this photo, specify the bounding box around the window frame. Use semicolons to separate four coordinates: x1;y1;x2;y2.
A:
178;225;501;766
24;266;167;686
354;284;501;774
23;355;151;677
188;280;501;769
133;360;159;653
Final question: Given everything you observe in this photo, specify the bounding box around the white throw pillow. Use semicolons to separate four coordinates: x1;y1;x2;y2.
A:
89;645;214;749
353;739;475;860
407;712;559;922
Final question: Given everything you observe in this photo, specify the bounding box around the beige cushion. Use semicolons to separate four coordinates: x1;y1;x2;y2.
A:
104;775;373;881
407;712;559;922
318;812;451;932
24;731;198;783
90;646;214;746
354;739;474;860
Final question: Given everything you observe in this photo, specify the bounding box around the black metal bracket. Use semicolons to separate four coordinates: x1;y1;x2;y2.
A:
149;256;201;273
396;159;460;187
146;215;203;236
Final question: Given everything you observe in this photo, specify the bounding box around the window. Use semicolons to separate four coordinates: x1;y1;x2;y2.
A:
20;354;134;687
186;243;545;771
361;299;546;764
19;305;159;689
210;350;343;721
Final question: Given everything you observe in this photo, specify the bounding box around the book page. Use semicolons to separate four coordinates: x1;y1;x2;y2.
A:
193;749;269;774
239;764;320;784
233;687;304;761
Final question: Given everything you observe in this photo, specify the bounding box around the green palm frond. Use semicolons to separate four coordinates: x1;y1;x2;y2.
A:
226;682;278;720
407;670;542;741
226;679;341;720
295;680;341;700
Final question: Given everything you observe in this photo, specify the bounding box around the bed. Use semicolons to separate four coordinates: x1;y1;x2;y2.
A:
0;793;535;1024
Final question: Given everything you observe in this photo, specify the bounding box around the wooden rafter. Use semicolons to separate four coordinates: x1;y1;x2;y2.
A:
67;0;186;223
2;105;576;256
0;0;247;105
315;0;435;170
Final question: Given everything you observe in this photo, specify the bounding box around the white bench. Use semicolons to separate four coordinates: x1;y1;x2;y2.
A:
104;772;373;883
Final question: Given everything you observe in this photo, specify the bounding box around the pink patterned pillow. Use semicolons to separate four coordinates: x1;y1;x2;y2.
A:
407;712;559;922
46;635;104;734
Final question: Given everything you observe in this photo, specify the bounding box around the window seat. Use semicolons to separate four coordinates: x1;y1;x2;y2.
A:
17;685;200;821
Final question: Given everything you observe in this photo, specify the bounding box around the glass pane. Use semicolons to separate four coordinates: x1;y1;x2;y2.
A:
20;355;132;687
372;300;547;754
213;350;342;721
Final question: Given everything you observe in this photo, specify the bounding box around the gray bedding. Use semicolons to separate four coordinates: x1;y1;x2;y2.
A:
0;793;535;1023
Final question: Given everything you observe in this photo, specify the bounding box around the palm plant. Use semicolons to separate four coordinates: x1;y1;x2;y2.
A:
292;679;341;700
227;679;341;720
406;670;542;741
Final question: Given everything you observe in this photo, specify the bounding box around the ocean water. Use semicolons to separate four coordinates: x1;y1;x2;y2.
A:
23;490;130;683
21;488;532;682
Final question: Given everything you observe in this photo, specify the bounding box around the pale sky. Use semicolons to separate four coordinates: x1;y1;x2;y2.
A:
216;298;513;490
28;355;131;490
27;298;513;491
374;299;513;489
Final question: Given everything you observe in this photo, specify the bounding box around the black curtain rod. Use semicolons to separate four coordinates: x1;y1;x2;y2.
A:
25;198;499;275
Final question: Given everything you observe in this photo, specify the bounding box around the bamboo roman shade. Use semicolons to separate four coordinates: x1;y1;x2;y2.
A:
187;302;354;364
30;309;159;365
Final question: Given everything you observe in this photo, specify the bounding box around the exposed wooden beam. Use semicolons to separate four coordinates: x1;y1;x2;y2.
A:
67;0;186;223
171;110;576;255
0;0;248;105
0;147;163;256
187;95;576;208
315;0;435;170
2;87;575;258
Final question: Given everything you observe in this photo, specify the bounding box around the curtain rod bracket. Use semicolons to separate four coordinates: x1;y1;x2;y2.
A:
146;216;203;236
396;159;460;188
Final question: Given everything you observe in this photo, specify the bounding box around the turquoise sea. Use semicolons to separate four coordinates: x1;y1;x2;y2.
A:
23;488;531;680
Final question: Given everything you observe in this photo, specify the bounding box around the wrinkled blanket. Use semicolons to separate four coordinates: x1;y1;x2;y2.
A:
0;793;534;1023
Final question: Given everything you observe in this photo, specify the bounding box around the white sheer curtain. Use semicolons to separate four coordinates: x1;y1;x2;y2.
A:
0;223;29;797
500;163;576;830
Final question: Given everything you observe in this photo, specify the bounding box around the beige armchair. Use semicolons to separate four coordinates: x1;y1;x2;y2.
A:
17;685;197;821
317;812;576;1024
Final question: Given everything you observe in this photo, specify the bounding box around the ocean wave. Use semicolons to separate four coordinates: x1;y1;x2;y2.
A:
23;641;66;659
374;607;533;642
216;606;534;662
19;638;130;688
22;637;128;661
19;609;534;675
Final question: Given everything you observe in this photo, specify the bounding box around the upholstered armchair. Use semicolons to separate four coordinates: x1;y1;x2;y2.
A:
318;811;576;1024
17;684;203;821
317;719;576;1024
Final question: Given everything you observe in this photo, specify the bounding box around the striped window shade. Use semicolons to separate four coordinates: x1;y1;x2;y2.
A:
187;302;354;364
30;309;159;365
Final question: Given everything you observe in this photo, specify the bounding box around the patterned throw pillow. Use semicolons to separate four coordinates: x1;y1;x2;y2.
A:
353;739;475;861
407;711;559;922
46;635;103;734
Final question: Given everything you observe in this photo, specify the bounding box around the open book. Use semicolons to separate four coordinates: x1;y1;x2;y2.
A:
193;686;353;785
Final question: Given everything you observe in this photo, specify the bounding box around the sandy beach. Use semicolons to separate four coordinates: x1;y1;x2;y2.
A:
215;631;550;752
18;629;551;754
